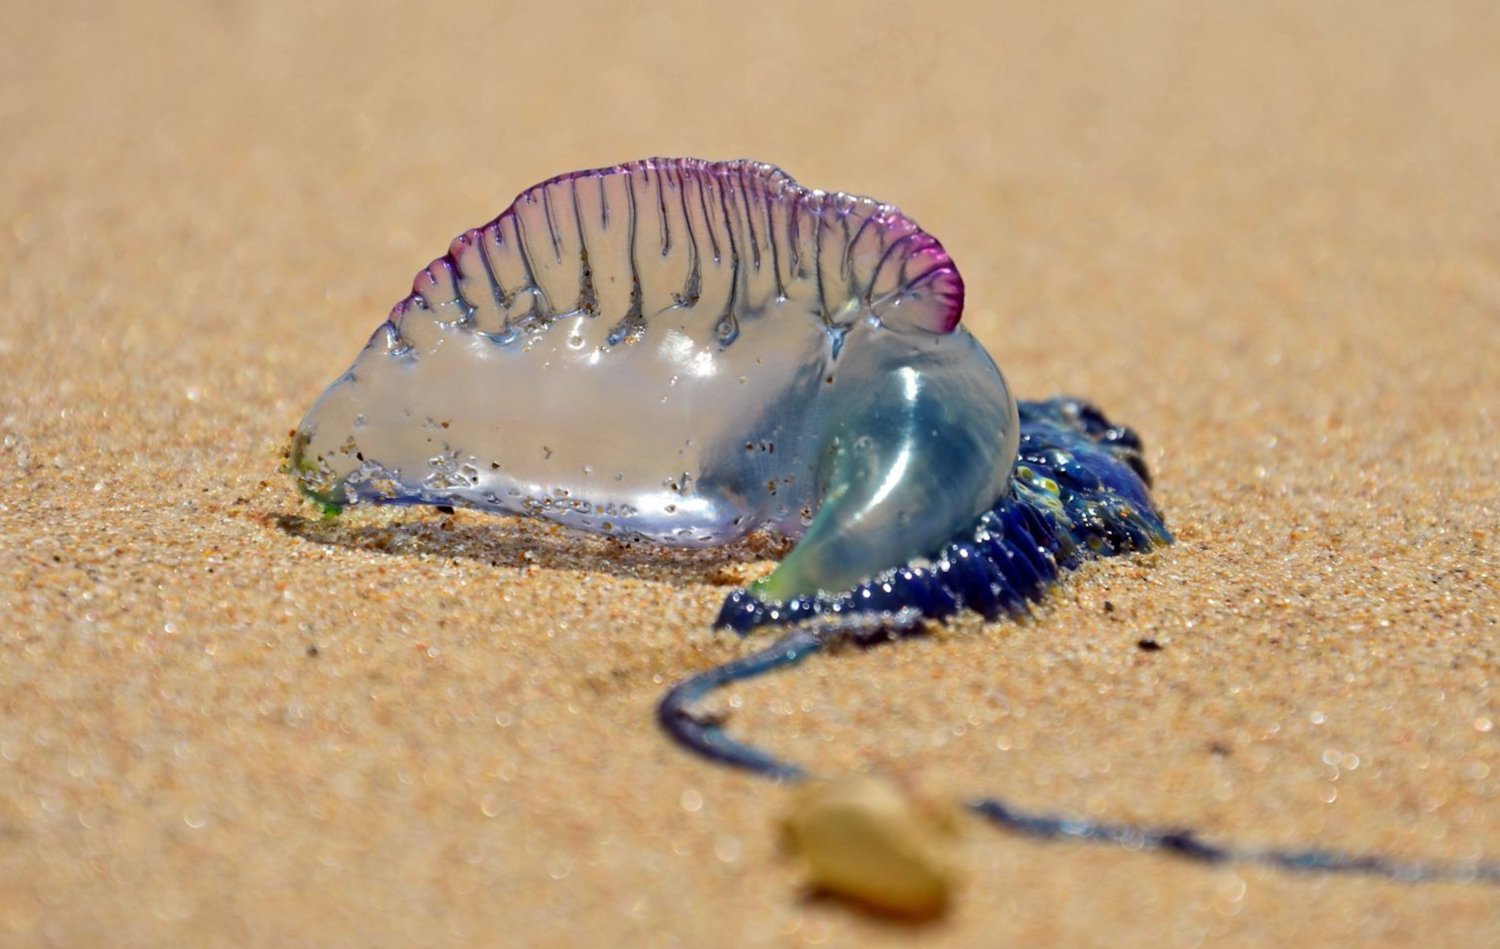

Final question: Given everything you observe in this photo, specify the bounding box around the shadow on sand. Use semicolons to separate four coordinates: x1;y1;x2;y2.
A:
270;508;784;588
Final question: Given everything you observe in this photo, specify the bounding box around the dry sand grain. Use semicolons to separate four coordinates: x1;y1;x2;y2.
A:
2;1;1497;945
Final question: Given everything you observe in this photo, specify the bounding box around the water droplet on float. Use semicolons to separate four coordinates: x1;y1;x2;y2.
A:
680;788;704;813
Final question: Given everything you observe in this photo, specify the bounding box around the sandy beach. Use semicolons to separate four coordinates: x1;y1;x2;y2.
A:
2;1;1497;944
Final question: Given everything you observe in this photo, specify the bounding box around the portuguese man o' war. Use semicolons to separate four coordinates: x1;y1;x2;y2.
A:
291;156;1019;607
291;158;1498;887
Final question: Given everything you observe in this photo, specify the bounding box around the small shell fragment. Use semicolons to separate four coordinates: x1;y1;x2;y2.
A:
780;776;962;918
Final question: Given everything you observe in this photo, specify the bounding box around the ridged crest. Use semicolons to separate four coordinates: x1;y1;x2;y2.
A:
391;158;963;352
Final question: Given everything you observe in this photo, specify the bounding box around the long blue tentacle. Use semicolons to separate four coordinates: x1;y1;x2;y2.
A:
655;398;1500;885
657;626;827;781
656;608;1500;884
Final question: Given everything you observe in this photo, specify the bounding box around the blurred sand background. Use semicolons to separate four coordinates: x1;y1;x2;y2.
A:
2;0;1498;944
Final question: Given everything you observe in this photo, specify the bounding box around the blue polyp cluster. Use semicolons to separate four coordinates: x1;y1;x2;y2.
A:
715;397;1172;634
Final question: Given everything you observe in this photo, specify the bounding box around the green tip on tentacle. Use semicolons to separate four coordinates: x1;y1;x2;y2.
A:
311;494;344;519
747;573;788;603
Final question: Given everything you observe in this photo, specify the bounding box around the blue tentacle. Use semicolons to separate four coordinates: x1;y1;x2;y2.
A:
658;398;1500;885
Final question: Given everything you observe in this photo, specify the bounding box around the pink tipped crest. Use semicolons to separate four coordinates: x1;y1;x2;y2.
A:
394;158;964;350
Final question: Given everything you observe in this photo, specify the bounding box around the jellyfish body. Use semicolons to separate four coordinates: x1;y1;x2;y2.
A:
287;160;1500;887
292;158;1032;608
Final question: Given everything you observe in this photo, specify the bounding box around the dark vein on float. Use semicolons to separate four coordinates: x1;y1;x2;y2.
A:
509;214;551;326
443;257;477;323
625;171;643;327
653;167;671;257
475;228;510;314
867;230;919;306
714;174;741;345
843;204;878;291
738;165;762;273
812;196;829;325
568;177;597;316
764;187;787;301
540;183;563;264
674;165;701;307
785;183;802;275
695;165;722;266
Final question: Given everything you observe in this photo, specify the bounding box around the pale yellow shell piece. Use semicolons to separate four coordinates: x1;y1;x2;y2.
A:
780;775;963;918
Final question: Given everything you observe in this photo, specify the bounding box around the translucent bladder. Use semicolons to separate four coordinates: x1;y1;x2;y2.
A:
291;158;1017;601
